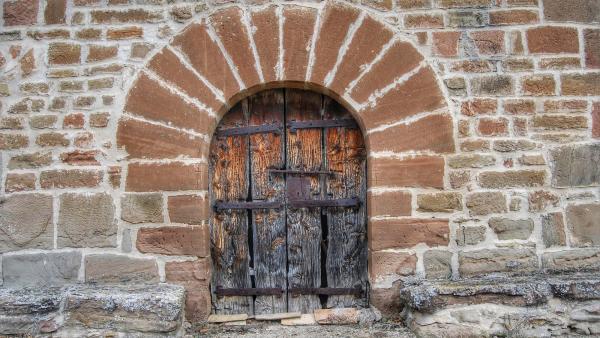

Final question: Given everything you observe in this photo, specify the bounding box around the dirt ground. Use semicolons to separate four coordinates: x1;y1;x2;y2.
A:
196;322;416;337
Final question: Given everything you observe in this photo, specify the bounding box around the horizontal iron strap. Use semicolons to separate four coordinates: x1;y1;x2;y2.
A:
214;201;282;211
288;119;358;131
214;198;359;210
215;287;284;296
288;287;362;296
288;197;360;208
268;169;336;175
216;124;282;137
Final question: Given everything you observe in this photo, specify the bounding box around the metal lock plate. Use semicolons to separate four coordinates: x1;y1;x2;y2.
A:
286;176;311;201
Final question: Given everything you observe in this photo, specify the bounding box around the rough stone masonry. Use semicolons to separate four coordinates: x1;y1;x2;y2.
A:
0;0;599;336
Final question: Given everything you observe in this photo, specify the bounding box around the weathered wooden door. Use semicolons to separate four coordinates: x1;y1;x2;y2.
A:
209;89;367;315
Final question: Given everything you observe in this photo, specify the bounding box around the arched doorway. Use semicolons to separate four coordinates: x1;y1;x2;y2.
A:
209;88;368;315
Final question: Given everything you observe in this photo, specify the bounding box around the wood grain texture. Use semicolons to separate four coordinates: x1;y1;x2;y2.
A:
324;96;368;308
209;89;368;314
285;89;323;313
210;101;253;315
248;89;287;314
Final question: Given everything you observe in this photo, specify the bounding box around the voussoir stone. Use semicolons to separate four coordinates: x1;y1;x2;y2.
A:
459;248;538;277
84;254;159;283
0;194;53;253
566;203;600;247
2;251;82;287
58;193;117;248
121;193;164;224
489;217;534;240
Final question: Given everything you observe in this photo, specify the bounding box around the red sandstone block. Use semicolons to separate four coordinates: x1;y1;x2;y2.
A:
561;73;600;96
368;114;455;154
137;226;209;257
461;98;497;116
438;0;491;8
48;43;81;65
404;14;444;29
310;2;360;86
329;15;392;96
360;67;446;130
367;191;412;217
165;260;211;322
168;195;209;225
173;23;239;102
450;60;495;73
40;169;103;189
126;162;207;192
527;26;579;54
116;118;208;159
282;6;317;82
124;73;215;134
148;47;221;113
585;29;600;69
210;7;261;89
60;150;99;166
504;99;535;115
470;30;505;55
3;0;38;26
63;113;85;129
87;45;118;63
107;27;143;40
90;9;162;24
521;75;556;96
251;6;279;83
370;218;449;250
432;31;461;57
489;9;538;25
478;117;509;136
369;251;417;281
349;40;423;103
44;0;67;24
5;173;36;192
368;156;445;189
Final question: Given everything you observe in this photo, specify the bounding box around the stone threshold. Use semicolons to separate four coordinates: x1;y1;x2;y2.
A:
399;273;600;312
0;283;185;336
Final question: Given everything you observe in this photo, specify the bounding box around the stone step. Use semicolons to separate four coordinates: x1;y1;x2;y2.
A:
0;284;185;336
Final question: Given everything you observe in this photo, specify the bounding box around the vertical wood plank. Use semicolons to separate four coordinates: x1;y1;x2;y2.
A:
248;89;287;314
285;89;323;313
323;97;368;308
209;101;254;315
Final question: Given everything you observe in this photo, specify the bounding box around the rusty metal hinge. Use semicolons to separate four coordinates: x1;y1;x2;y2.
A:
214;201;282;211
268;169;336;175
288;287;362;296
215;287;284;297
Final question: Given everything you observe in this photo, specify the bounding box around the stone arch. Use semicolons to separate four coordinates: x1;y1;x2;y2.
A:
116;0;454;311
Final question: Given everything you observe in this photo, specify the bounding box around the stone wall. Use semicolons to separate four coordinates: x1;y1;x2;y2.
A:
0;0;599;330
